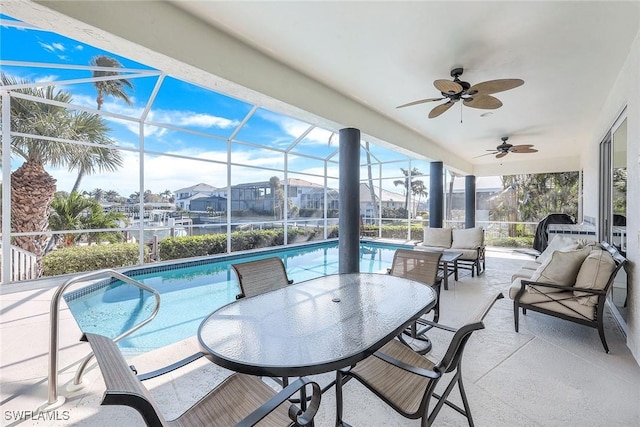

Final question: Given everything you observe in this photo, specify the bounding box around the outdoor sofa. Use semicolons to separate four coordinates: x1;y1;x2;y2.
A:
509;237;626;352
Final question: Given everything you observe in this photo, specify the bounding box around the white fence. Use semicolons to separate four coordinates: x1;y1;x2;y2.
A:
0;244;38;282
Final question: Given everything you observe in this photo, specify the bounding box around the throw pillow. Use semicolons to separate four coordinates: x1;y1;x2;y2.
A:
451;227;484;249
528;247;591;294
537;235;583;265
422;227;452;248
573;249;617;306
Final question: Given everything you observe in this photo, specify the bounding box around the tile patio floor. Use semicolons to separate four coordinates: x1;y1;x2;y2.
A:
1;248;638;426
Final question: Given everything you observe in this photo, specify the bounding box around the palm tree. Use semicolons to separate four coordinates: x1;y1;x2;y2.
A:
104;190;121;202
2;74;76;262
269;176;283;219
90;188;105;201
68;111;124;193
90;55;133;110
1;74;120;270
49;192;96;247
393;167;423;215
49;192;126;246
412;180;428;217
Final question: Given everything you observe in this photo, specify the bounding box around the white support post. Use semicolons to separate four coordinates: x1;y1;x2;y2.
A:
2;90;12;284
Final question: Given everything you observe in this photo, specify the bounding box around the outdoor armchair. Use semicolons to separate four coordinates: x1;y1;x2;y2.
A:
335;292;503;427
232;257;293;299
83;332;321;427
387;249;442;354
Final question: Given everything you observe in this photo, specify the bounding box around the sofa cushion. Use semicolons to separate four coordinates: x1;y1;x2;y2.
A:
528;247;591;294
450;227;484;250
422;227;452;248
573;249;617;306
509;279;595;320
537;235;584;265
511;268;535;282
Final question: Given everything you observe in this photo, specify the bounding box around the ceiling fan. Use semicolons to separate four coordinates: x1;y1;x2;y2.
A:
476;136;538;159
397;67;524;118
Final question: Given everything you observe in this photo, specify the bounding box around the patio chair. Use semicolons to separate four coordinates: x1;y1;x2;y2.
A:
82;332;321;427
232;257;293;299
335;292;503;427
387;249;442;354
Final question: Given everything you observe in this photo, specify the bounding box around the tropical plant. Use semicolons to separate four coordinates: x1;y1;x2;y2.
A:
68;111;123;193
269;176;284;219
90;55;133;110
393;167;425;216
1;74;121;270
49;191;126;247
491;172;580;235
49;192;98;247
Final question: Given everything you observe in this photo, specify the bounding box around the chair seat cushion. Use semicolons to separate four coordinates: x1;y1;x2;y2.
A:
175;374;292;427
509;281;595;320
573;249;617;306
350;339;436;415
444;248;478;260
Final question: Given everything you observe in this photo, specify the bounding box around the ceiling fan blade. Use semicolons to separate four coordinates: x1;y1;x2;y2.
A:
473;152;498;158
428;101;455;118
396;98;445;108
510;144;538;153
434;79;463;94
468;79;524;95
463;94;503;109
496;152;508;159
512;147;539;154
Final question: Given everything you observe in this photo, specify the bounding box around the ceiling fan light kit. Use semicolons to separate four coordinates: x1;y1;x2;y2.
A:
398;67;524;118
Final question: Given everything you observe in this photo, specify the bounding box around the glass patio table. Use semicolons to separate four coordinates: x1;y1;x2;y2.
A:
198;272;437;378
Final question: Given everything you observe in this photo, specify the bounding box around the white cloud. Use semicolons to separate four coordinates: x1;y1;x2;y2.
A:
38;41;65;53
38;41;55;52
34;74;60;83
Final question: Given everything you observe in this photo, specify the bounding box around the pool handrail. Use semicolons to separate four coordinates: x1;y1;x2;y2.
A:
40;269;160;413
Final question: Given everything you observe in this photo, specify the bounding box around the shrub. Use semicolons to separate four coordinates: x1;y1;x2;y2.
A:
42;243;146;276
486;236;534;248
158;228;324;261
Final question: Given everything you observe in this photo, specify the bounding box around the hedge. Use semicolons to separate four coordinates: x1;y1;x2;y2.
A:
158;228;339;261
42;243;147;276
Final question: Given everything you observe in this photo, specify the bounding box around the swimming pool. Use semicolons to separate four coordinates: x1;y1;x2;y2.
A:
64;240;409;354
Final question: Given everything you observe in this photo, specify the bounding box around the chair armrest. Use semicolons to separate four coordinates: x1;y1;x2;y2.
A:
416;318;457;333
235;377;321;427
372;350;441;379
137;352;205;381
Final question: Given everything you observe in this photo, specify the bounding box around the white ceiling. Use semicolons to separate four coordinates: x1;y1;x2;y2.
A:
171;0;639;173
6;1;640;177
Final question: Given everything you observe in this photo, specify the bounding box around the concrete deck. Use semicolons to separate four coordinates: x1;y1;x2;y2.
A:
1;248;639;426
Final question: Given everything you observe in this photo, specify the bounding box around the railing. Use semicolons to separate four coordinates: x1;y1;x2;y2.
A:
0;243;37;282
40;269;160;412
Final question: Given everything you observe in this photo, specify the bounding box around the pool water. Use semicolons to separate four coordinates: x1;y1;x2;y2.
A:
64;241;408;353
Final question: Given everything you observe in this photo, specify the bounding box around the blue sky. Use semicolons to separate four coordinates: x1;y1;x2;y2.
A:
0;14;439;198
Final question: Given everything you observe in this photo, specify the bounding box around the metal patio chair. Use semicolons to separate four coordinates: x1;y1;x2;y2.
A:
232;257;293;299
335;292;503;427
83;332;320;427
387;249;442;354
